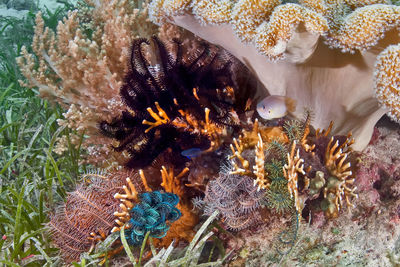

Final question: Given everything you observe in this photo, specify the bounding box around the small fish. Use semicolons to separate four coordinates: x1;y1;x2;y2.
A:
181;148;204;159
256;95;297;120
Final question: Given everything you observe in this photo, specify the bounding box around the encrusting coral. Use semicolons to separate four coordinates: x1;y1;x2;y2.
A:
148;0;400;150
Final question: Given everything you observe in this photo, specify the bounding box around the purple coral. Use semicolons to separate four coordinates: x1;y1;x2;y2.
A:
198;171;265;231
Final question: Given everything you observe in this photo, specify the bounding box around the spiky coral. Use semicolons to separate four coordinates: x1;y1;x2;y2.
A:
157;166;199;246
100;36;254;168
225;114;358;221
283;140;306;213
229;120;289;190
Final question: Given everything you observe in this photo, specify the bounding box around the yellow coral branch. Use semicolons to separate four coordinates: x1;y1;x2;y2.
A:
229;137;255;177
112;172;151;233
253;133;269;190
160;166;189;197
142;102;171;133
283;141;305;213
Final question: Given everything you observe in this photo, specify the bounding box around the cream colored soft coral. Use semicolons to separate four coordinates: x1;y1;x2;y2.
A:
17;0;159;164
149;0;400;150
374;43;400;122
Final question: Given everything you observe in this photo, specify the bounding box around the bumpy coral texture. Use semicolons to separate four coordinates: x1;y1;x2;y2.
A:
149;0;400;150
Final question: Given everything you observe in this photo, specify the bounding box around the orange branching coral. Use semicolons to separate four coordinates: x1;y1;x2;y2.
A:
300;113;315;154
374;43;400;122
149;0;400;150
324;134;354;179
142;102;171;133
157;166;199;246
229;120;289;189
112;170;152;232
315;121;333;138
171;107;227;152
283;141;306;213
253;134;268;190
322;134;358;218
229;137;255;178
239;119;289;148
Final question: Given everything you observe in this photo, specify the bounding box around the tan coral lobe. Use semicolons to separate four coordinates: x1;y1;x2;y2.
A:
149;0;400;150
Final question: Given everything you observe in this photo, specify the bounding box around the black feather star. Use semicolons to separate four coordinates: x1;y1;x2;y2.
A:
100;36;255;169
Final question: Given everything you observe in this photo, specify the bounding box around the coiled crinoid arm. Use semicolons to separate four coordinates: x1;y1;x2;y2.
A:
100;37;254;168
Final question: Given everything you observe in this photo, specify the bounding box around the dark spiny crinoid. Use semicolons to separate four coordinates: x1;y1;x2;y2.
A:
100;36;255;169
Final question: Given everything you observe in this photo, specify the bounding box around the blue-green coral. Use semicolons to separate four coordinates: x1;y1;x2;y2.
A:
125;191;182;246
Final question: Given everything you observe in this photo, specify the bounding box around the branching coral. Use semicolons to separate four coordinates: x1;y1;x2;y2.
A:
100;36;255;168
148;0;400;150
283;140;306;213
156;166;199;246
226;114;358;220
17;0;159;165
18;1;157;122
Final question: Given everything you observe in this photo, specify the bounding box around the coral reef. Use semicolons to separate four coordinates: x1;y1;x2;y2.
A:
195;113;358;242
232;121;400;266
148;0;400;150
19;0;400;265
